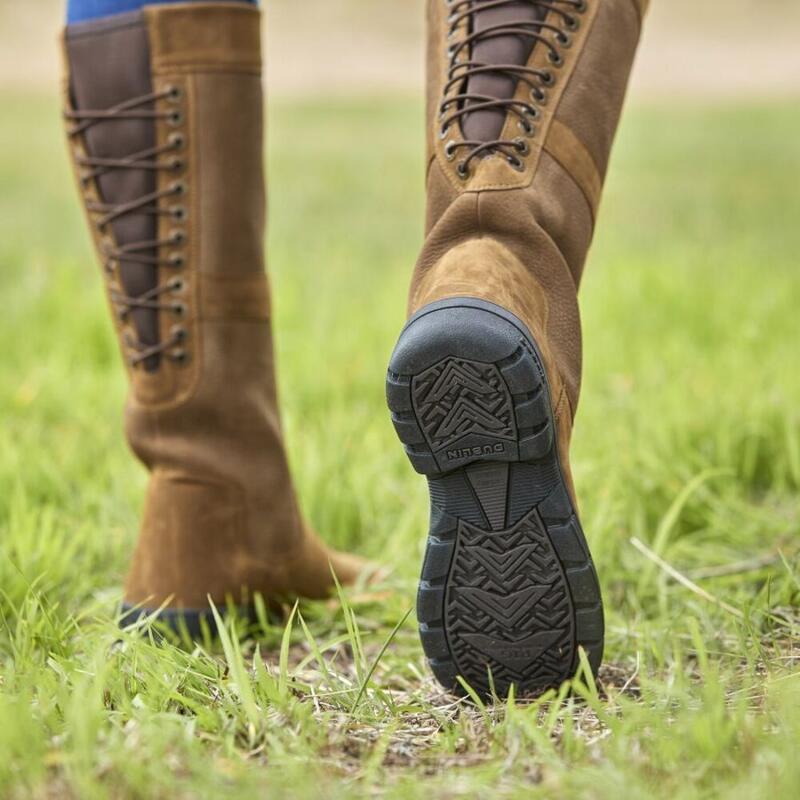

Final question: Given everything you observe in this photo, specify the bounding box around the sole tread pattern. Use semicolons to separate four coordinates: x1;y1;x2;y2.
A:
387;298;603;699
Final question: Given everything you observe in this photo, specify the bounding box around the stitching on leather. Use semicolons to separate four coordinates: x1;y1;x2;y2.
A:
629;0;648;27
543;121;602;223
553;382;569;423
151;63;261;76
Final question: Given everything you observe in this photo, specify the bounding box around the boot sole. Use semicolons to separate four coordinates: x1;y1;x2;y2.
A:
386;298;603;699
119;603;254;639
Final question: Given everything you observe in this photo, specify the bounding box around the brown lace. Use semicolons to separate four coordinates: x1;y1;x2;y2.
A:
440;0;587;177
65;88;188;367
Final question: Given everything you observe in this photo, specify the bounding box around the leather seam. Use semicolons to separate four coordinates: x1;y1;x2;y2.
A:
628;0;648;28
151;64;261;76
541;150;596;225
553;383;569;423
542;124;602;224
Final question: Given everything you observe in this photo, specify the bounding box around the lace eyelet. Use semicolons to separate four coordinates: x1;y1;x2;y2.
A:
169;230;186;245
168;253;185;268
439;124;450;140
507;155;525;173
167;85;183;102
170;181;187;196
456;161;470;180
170;349;189;365
168;110;184;127
444;140;458;161
575;0;588;13
171;325;187;343
513;138;530;157
540;71;555;87
170;158;184;172
171;206;188;222
518;119;536;137
548;51;564;67
564;15;580;32
170;278;185;293
531;87;547;105
172;302;187;317
169;132;185;150
557;32;573;48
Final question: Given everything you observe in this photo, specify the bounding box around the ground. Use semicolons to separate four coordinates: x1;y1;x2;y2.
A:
1;6;799;799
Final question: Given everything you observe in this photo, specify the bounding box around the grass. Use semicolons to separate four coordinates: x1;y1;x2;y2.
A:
0;90;798;798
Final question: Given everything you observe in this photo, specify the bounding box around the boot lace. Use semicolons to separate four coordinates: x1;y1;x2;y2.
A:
65;87;189;367
440;0;588;178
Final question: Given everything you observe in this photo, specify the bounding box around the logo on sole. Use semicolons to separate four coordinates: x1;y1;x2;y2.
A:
461;630;562;673
446;443;505;461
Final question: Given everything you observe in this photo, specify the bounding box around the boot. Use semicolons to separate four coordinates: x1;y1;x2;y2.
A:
387;0;646;697
63;3;365;632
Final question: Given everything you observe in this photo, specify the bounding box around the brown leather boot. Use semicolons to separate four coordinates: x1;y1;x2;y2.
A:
63;3;366;633
387;0;646;697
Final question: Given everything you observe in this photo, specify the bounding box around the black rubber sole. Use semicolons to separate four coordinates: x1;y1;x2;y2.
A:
386;298;603;699
120;603;256;639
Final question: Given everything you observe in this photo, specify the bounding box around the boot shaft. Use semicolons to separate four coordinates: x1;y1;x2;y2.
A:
64;3;268;409
415;0;647;412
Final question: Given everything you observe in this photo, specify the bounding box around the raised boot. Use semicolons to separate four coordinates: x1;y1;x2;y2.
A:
387;0;647;697
63;3;365;632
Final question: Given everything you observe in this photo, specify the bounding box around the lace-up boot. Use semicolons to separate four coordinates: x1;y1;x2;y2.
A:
64;3;366;632
386;0;647;697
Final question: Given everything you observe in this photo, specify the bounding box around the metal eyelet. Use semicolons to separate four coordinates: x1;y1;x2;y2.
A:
513;138;531;157
171;325;187;343
170;278;185;293
540;71;555;87
168;253;185;268
167;85;183;102
548;50;564;67
170;349;189;365
168;110;184;127
444;140;458;161
439;124;450;140
564;15;580;32
531;86;547;105
507;155;525;172
170;158;184;172
518;119;536;137
171;206;188;222
557;32;572;48
170;181;187;196
172;302;187;317
575;0;588;13
169;132;185;150
456;161;470;180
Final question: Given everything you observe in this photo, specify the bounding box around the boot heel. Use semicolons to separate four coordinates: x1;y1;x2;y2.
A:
386;298;603;699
